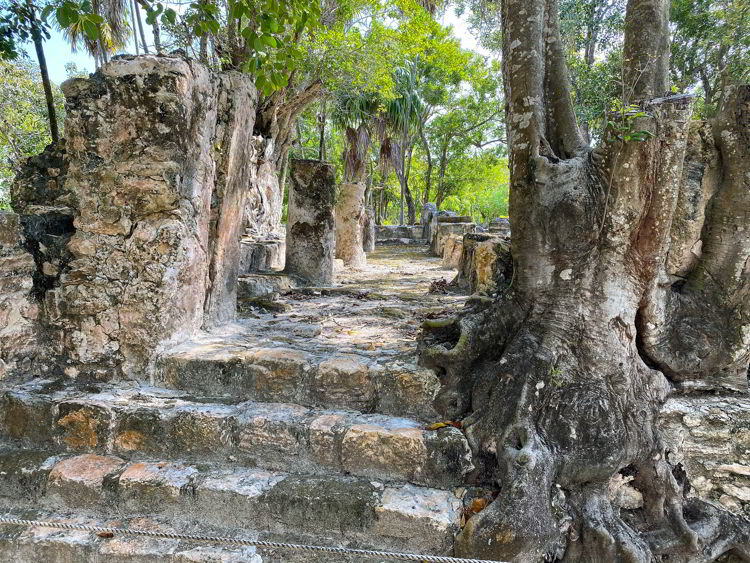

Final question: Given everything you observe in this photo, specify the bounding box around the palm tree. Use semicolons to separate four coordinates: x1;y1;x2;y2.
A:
61;0;129;66
332;91;380;183
380;59;425;224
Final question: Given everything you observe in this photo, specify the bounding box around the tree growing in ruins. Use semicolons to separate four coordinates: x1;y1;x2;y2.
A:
420;0;750;560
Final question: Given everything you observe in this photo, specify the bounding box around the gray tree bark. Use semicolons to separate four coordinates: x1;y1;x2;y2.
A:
420;0;750;560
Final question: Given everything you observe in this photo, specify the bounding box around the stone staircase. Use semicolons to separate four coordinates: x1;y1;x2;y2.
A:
0;245;474;562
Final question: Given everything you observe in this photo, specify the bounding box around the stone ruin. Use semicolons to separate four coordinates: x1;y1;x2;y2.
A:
0;54;471;562
0;53;749;562
4;55;271;380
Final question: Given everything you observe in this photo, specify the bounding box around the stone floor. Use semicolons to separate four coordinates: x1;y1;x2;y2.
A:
0;244;477;562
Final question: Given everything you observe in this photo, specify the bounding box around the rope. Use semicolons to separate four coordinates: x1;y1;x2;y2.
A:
0;517;502;562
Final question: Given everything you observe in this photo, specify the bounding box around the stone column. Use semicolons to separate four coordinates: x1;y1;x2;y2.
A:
285;160;335;285
422;202;436;240
362;207;376;253
335;182;367;267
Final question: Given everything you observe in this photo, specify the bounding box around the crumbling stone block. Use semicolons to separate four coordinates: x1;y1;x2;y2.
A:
9;55;266;380
454;233;513;294
362;207;376;253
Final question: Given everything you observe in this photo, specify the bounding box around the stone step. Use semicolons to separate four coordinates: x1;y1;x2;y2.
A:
156;335;441;421
0;381;472;489
376;238;428;246
0;509;263;562
0;507;454;562
0;452;462;558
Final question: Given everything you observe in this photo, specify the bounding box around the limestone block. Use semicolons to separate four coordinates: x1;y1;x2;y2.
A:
48;454;126;504
250;347;312;401
434;222;476;258
285;160;336;285
441;234;463;269
56;402;112;450
15;55;263;379
239;233;285;273
341;424;428;481
237;403;310;458
313;356;377;411
10;142;73;213
372;484;460;553
335;182;367;267
362;206;376;253
0;211;43;378
204;72;260;327
422;202;437;240
375;225;424;242
119;461;198;509
309;413;347;468
488;217;510;237
0;212;21;247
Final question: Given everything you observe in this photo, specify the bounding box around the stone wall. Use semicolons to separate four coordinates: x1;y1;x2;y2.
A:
0;213;42;378
375;225;425;244
661;396;750;516
8;55;278;380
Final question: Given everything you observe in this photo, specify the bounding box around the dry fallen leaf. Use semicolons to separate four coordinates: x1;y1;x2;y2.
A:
426;421;462;431
470;498;489;514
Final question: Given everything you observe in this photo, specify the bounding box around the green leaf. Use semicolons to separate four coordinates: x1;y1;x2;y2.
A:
56;6;75;28
230;3;244;20
261;35;277;48
163;8;177;24
82;19;98;40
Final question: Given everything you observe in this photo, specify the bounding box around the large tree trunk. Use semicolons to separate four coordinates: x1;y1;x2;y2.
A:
420;0;750;560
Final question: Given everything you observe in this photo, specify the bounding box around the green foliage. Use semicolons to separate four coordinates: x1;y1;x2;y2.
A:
0;0;53;60
671;0;750;116
0;58;64;209
439;153;509;222
567;49;622;137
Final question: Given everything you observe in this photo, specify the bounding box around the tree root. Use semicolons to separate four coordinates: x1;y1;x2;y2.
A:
420;308;750;561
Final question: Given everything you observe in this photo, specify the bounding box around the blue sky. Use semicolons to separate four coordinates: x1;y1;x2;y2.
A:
30;6;483;86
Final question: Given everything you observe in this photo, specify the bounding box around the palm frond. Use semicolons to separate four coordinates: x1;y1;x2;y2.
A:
342;124;371;182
